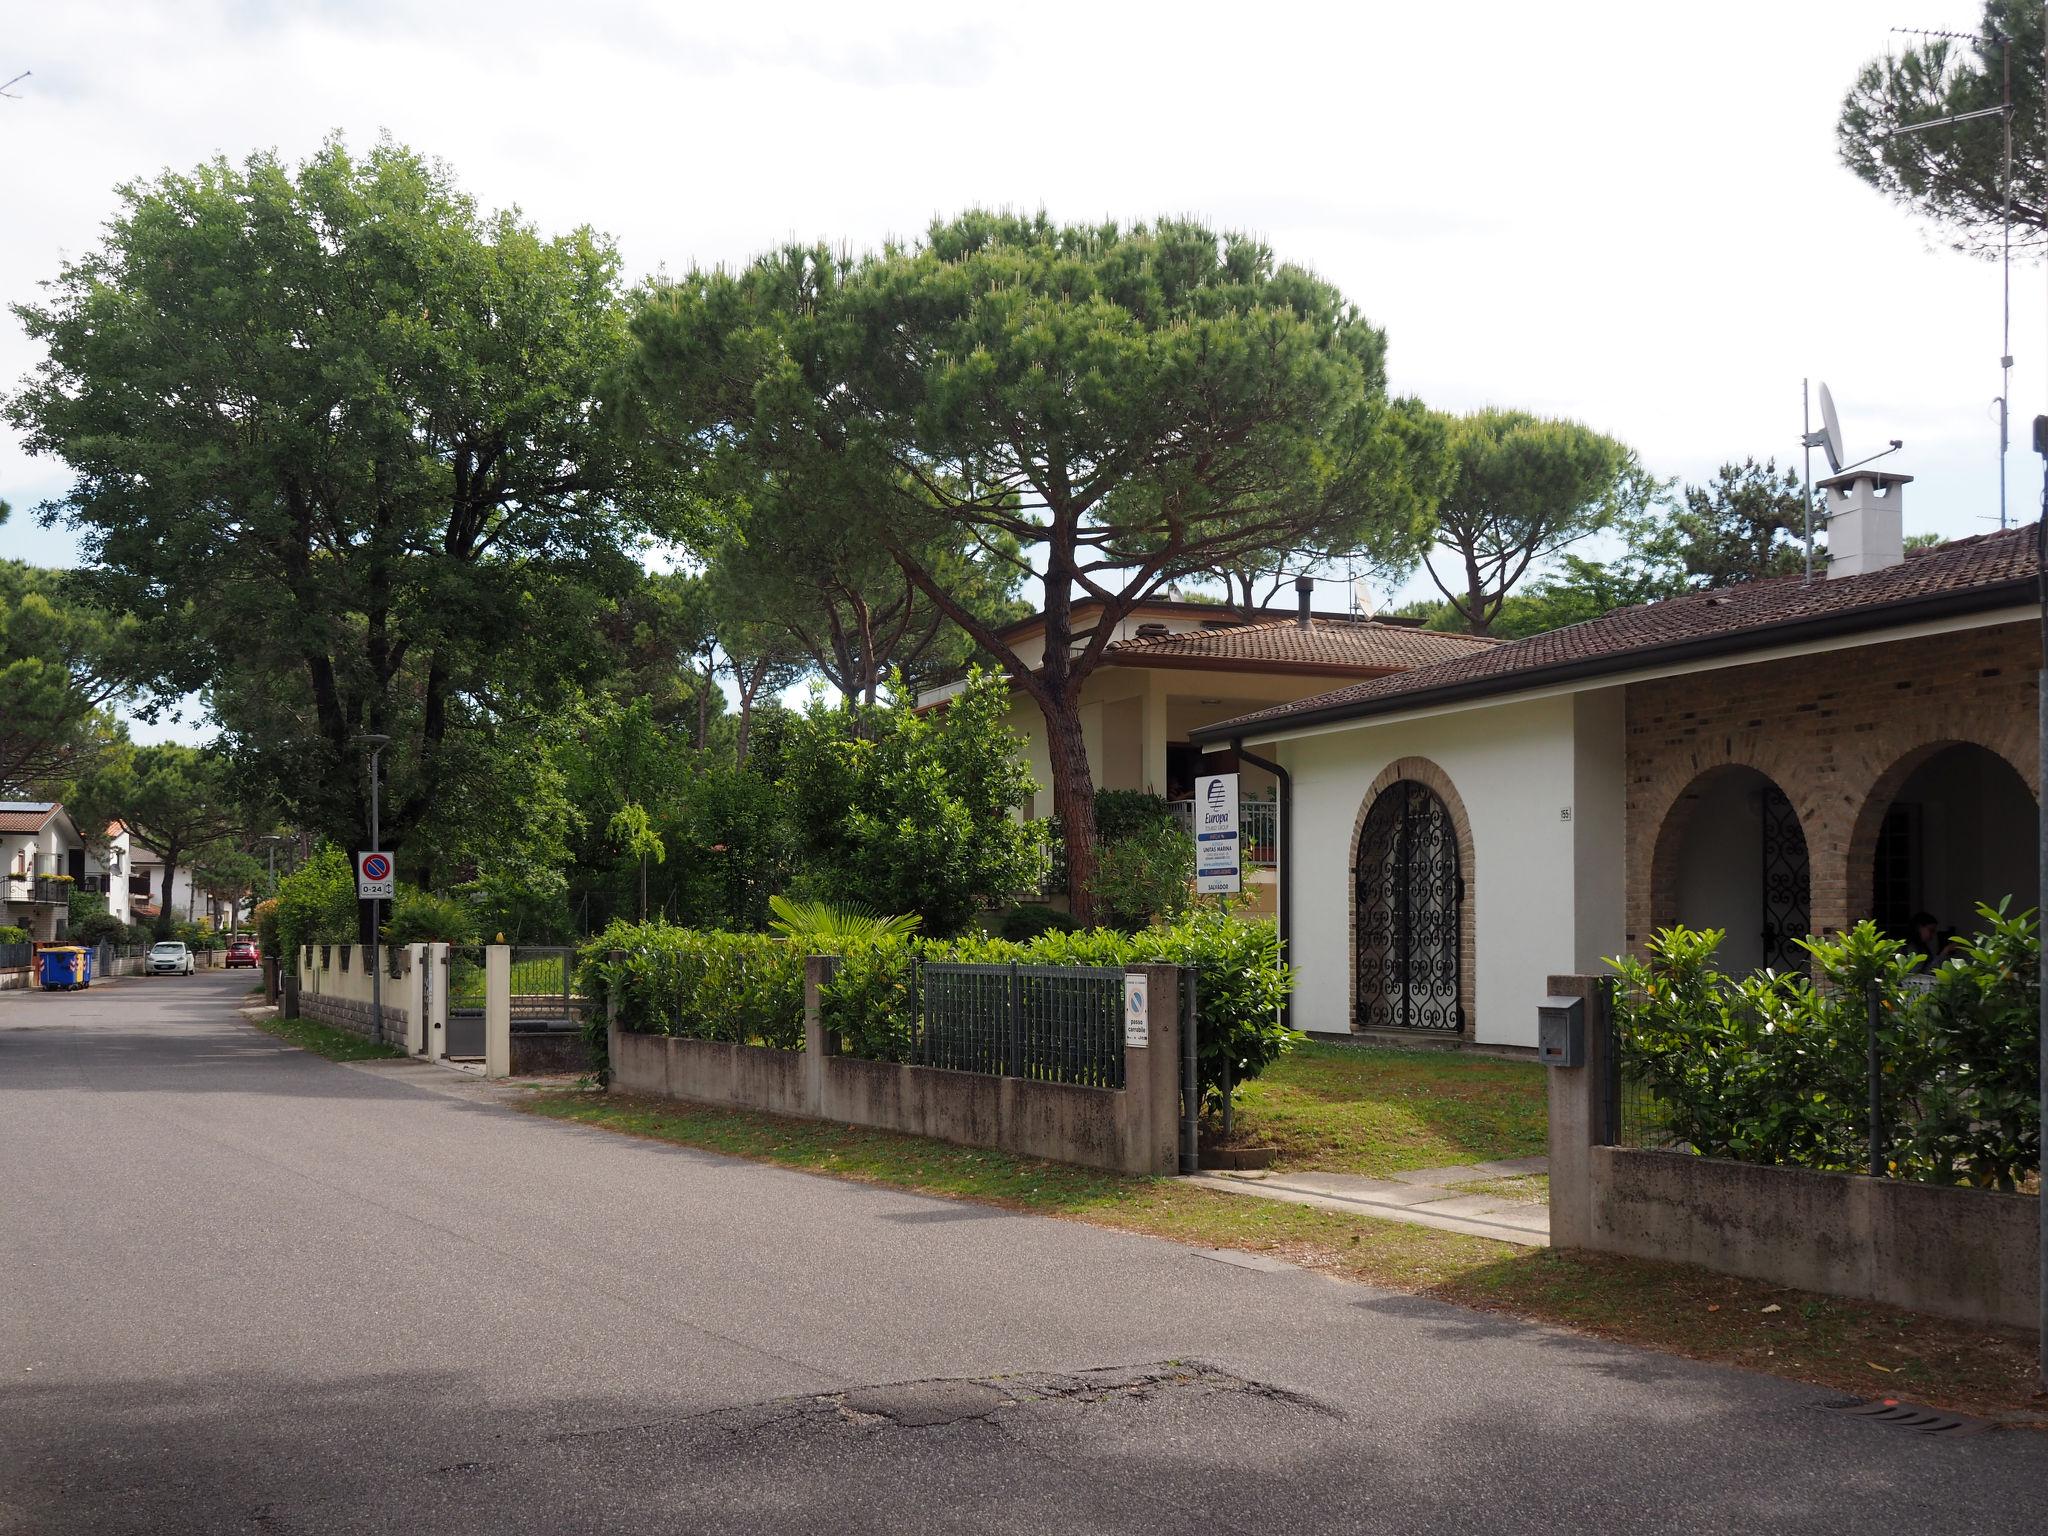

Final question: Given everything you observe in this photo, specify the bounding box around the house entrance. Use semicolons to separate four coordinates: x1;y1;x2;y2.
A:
1870;743;2038;942
1354;780;1463;1032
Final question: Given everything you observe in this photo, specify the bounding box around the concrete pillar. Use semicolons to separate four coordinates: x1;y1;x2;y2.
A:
802;955;836;1114
1123;963;1182;1176
424;943;449;1061
484;944;511;1080
1544;972;1610;1250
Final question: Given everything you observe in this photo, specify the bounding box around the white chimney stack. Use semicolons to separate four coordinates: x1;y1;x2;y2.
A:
1820;467;1912;579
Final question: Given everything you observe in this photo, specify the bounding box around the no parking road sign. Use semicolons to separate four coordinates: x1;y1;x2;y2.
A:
356;851;395;900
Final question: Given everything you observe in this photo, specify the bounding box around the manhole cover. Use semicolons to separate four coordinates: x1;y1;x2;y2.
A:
1824;1398;1986;1436
1193;1249;1295;1273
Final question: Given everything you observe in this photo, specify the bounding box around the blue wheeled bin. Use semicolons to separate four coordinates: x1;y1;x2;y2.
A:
38;945;92;990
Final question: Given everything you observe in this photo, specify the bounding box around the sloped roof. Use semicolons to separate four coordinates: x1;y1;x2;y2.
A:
1195;525;2042;740
1103;615;1499;675
0;802;62;834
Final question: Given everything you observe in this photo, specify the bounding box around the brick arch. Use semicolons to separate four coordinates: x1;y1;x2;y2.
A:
1644;761;1815;940
1347;756;1477;1041
1843;737;2040;929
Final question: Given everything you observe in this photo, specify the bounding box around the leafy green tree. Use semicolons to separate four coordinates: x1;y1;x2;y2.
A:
702;474;1027;711
780;670;1039;934
6;136;690;869
1663;458;1813;587
273;847;359;971
1425;410;1634;635
77;745;249;937
626;214;1439;917
1839;2;2047;258
190;842;264;931
0;551;130;795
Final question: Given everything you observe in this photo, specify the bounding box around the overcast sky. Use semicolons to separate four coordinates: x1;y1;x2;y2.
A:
1;0;2037;738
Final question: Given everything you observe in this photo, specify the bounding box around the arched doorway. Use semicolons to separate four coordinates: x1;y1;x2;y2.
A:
1867;743;2038;942
1354;780;1463;1032
1652;766;1810;974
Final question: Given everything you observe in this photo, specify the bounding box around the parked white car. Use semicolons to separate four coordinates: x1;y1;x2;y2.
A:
148;941;194;977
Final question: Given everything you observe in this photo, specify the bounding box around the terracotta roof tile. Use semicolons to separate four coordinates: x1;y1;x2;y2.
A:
0;802;61;834
1105;616;1499;673
1198;525;2042;738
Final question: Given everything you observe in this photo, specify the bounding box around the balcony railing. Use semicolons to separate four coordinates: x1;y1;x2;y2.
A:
4;876;73;907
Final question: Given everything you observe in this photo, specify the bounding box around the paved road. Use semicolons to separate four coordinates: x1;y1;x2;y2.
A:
4;972;2044;1533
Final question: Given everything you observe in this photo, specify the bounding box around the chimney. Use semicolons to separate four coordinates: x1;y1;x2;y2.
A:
1819;467;1912;578
1294;575;1314;629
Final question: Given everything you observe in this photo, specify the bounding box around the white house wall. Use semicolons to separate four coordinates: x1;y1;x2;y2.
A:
1276;690;1625;1048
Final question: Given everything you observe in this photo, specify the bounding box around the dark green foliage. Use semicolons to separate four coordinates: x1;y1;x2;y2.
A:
272;847;359;975
1088;819;1196;932
1092;790;1178;843
624;213;1440;918
0;925;28;945
7;136;689;868
0;558;131;795
779;671;1040;935
997;904;1081;941
576;920;809;1082
1838;1;2047;258
816;910;1294;1115
381;886;479;945
1610;908;2040;1189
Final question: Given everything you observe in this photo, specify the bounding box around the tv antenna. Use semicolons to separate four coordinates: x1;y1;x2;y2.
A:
1802;380;1905;580
1877;24;2015;528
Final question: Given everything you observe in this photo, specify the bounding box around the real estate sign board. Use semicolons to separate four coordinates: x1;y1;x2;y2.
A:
1193;772;1240;895
356;851;395;901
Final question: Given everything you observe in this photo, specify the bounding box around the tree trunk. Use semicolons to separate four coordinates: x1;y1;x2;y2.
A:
1043;709;1099;924
154;841;181;939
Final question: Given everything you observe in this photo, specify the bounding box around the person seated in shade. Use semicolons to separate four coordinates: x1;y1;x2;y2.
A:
1907;911;1959;963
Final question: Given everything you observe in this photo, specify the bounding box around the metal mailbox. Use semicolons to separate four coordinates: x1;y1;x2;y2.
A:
1537;995;1584;1067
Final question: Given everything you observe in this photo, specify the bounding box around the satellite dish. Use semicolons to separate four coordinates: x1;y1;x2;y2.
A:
1816;382;1845;473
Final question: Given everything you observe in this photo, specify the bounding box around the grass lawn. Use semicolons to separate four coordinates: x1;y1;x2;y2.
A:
1229;1041;1548;1175
251;1013;405;1063
519;1088;2045;1420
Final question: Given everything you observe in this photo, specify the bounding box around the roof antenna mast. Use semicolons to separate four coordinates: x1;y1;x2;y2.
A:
1879;23;2015;529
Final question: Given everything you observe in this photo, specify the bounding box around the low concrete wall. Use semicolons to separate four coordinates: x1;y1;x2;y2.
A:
1547;970;2041;1330
511;1028;592;1077
606;959;1183;1175
298;944;415;1046
1590;1147;2039;1330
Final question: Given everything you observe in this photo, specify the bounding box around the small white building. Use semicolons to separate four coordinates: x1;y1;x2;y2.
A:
0;801;87;943
83;822;135;927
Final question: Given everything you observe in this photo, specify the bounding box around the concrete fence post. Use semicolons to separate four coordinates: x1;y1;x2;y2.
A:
1544;972;1611;1250
484;943;511;1080
802;955;836;1113
1122;962;1182;1177
424;943;450;1061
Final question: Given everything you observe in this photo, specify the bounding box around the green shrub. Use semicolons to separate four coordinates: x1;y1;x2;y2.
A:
817;909;1294;1116
69;909;132;946
1610;908;2040;1189
0;925;27;945
1088;818;1196;932
273;847;359;974
382;885;479;945
253;898;280;958
997;904;1080;941
577;919;808;1083
1093;788;1179;843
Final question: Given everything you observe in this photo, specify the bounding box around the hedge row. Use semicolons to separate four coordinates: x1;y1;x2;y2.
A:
579;910;1294;1114
1611;906;2040;1190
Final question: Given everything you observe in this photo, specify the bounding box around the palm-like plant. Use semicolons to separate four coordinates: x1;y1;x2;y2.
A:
766;894;921;943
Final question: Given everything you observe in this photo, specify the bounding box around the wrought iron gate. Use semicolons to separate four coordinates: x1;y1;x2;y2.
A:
444;946;486;1059
1354;780;1463;1032
1759;784;1811;970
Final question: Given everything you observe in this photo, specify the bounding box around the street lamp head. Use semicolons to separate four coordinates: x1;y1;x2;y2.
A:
351;733;392;751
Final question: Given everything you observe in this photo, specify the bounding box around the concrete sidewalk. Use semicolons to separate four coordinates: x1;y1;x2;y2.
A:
1189;1157;1551;1246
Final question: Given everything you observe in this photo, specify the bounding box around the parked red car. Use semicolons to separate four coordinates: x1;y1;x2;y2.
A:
225;938;261;969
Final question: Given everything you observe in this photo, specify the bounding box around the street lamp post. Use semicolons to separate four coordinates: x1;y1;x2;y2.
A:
353;734;391;1047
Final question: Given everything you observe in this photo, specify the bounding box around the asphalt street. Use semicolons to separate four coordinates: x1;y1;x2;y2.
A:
3;970;2044;1533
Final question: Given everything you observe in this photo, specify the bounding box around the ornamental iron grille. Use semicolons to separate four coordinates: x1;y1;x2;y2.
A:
1759;784;1811;971
1354;780;1463;1032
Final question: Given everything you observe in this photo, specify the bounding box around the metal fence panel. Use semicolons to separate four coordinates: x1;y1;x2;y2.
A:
0;941;30;970
918;962;1124;1090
